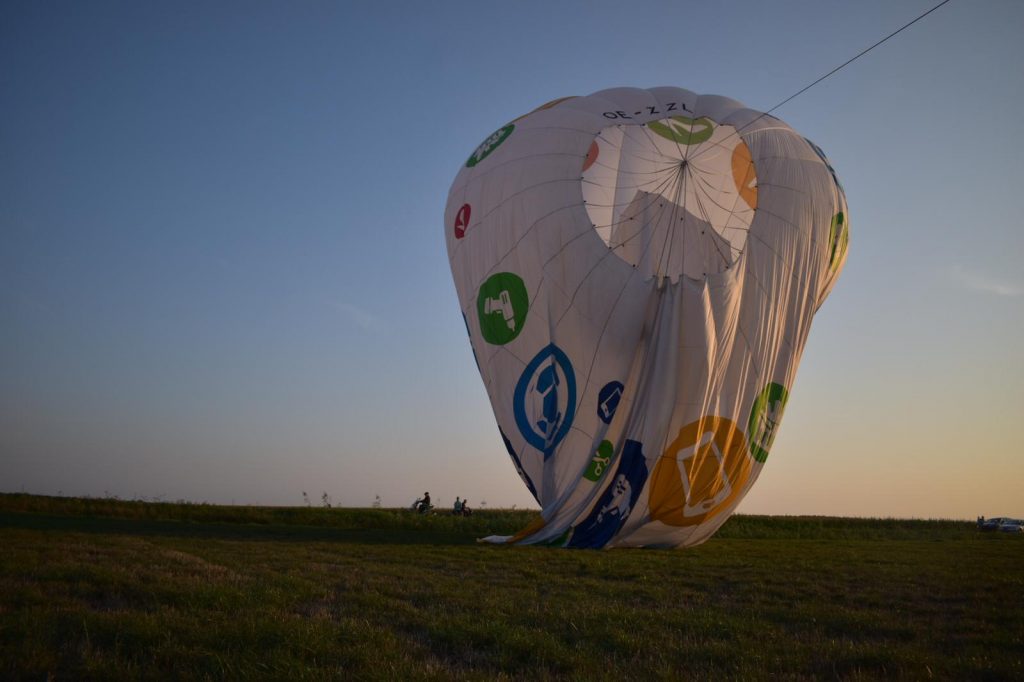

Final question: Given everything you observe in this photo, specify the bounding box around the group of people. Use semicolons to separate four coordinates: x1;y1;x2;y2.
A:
411;492;472;516
452;496;472;517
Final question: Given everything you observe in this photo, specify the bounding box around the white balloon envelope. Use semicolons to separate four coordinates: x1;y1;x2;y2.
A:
445;87;848;548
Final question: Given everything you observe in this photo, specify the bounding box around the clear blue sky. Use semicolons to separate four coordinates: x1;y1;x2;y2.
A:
2;0;1021;517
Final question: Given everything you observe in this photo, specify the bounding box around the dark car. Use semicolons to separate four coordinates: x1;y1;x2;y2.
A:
979;517;1008;531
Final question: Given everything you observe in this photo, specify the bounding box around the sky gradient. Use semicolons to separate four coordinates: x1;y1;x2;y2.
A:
2;0;1022;518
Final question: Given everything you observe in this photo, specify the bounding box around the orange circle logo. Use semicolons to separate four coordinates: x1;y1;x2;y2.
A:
731;140;757;210
582;140;599;172
649;416;753;526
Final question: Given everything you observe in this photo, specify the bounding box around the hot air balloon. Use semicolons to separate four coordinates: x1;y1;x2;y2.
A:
445;87;848;548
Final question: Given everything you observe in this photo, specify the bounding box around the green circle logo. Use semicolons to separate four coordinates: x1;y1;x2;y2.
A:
647;116;715;145
583;440;614;482
827;212;849;271
476;272;529;345
466;124;515;168
747;382;789;463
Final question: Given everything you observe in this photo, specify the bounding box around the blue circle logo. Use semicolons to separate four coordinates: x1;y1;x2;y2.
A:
597;381;624;424
514;344;577;459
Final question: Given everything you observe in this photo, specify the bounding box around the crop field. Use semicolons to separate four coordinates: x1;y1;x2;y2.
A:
0;493;1021;680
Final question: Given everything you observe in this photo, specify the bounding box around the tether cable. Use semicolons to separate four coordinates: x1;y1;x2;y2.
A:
764;0;953;116
690;0;953;164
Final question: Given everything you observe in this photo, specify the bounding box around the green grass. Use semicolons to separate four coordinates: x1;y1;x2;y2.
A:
1;493;1021;680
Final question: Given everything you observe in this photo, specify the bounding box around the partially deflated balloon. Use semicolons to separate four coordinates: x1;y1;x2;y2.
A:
445;86;848;548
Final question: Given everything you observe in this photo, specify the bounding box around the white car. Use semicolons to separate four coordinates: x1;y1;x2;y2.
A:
998;519;1024;533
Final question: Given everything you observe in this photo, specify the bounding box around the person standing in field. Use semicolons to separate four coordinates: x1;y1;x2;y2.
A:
453;497;463;515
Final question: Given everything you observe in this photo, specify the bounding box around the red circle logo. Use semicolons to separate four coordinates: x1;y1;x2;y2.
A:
454;203;471;239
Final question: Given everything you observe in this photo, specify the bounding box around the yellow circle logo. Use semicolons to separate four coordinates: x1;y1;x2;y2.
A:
649;416;753;526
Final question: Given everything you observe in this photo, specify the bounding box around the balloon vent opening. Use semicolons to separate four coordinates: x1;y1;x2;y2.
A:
581;118;758;281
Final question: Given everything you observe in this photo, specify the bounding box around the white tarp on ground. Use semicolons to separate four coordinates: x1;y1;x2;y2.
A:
445;87;848;549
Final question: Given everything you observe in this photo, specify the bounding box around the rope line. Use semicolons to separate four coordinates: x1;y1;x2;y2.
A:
687;0;953;165
765;0;953;116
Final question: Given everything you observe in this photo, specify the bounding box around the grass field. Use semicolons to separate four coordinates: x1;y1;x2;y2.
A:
1;493;1021;680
